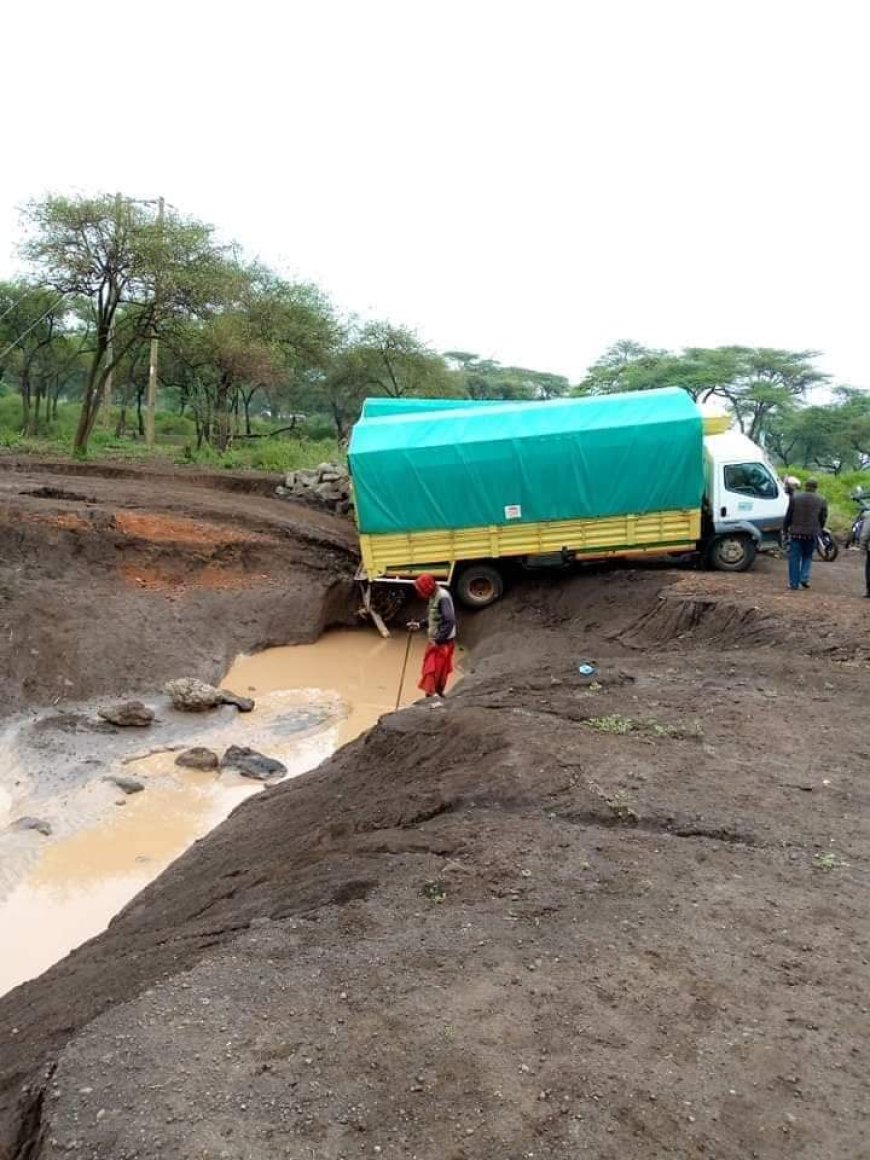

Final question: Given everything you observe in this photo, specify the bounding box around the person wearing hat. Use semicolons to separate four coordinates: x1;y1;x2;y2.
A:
410;574;457;697
782;478;828;590
860;507;870;597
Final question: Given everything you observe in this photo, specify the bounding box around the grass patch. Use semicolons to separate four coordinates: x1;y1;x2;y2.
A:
421;881;447;903
0;396;341;474
781;466;870;536
587;714;634;734
586;715;703;739
812;851;845;871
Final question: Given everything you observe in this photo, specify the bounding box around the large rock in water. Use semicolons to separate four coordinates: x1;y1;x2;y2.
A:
98;701;155;727
175;747;220;771
221;745;287;781
164;679;254;713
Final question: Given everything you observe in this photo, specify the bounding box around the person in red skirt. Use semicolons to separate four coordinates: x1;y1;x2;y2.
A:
411;574;457;697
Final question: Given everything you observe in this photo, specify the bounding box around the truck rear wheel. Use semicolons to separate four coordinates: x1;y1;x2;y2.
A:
708;534;757;572
455;564;504;609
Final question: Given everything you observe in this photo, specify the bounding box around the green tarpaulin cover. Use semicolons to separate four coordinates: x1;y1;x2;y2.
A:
360;398;503;418
349;388;705;535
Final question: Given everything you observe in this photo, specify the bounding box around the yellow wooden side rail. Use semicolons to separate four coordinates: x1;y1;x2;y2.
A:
359;508;702;581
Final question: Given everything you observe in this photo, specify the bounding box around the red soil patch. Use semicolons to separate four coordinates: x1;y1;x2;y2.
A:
118;562;273;593
112;511;269;547
21;512;91;533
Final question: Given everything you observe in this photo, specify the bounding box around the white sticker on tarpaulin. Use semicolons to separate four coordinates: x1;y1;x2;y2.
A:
504;504;522;520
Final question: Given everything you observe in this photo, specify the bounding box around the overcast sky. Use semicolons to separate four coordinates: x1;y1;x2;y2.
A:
2;0;866;387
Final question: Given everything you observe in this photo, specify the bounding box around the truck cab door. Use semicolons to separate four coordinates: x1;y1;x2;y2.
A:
715;459;787;544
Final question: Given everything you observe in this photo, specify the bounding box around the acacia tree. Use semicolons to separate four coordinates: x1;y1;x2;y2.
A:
21;194;226;453
444;351;569;400
165;267;337;450
352;322;454;398
711;347;827;442
316;322;456;440
767;388;870;473
580;341;828;442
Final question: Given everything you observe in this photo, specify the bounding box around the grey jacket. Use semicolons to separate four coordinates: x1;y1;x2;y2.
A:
860;513;870;552
784;491;828;538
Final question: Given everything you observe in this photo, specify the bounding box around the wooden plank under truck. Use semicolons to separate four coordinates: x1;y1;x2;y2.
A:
347;388;787;620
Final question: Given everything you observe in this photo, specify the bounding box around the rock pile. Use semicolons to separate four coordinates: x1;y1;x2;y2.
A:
276;463;353;516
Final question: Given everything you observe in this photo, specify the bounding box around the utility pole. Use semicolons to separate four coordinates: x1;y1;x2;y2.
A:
145;195;165;449
102;192;123;424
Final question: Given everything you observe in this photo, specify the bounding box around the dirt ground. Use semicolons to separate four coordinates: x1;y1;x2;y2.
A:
1;459;869;1159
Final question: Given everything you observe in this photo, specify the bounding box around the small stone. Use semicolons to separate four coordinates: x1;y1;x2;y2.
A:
98;701;154;727
221;745;287;781
12;816;52;837
103;775;144;795
175;747;220;771
219;689;255;713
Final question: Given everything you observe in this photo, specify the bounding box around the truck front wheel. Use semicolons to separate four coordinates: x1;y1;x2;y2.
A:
707;534;757;572
455;564;504;609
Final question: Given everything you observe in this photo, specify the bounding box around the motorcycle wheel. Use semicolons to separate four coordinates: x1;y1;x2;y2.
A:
816;534;839;562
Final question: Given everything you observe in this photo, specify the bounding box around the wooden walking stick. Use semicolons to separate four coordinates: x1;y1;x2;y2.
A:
395;629;414;710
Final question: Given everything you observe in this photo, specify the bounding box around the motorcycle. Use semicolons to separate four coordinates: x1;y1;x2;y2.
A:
844;493;870;550
781;528;839;562
815;528;839;562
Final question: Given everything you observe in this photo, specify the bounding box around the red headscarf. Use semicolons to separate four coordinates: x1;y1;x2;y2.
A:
414;573;437;598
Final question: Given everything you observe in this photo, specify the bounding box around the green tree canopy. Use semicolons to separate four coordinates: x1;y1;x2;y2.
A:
579;341;828;442
445;352;569;401
21;194;227;452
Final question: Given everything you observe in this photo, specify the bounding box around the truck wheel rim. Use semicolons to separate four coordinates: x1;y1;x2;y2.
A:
719;539;745;564
469;577;494;600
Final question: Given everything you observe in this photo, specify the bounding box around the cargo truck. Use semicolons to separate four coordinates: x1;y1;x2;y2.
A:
348;387;787;611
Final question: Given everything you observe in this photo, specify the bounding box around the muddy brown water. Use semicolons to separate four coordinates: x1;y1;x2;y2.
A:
0;630;450;996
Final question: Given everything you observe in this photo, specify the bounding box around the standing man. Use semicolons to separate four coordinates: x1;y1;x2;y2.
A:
411;574;457;697
860;507;870;597
783;477;828;591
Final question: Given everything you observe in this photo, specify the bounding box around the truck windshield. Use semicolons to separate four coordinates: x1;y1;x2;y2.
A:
724;462;778;500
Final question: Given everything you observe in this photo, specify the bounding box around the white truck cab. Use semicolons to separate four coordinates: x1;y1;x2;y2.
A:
703;430;788;571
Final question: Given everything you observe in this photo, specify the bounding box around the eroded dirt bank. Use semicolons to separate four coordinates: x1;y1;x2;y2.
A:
1;462;869;1159
0;459;358;712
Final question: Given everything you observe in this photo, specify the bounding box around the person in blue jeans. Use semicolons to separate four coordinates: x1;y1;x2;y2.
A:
783;478;828;590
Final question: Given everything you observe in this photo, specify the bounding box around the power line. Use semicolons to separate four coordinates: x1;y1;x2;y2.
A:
0;294;66;364
0;285;41;327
